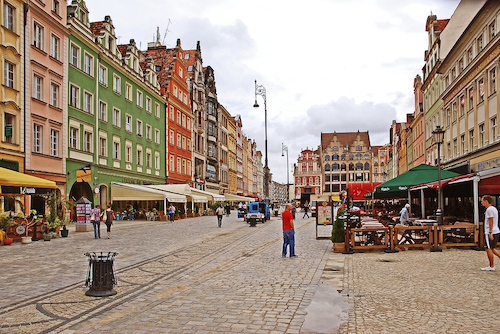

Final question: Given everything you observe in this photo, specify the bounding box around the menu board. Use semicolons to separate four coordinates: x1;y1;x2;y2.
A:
317;204;332;225
76;203;92;224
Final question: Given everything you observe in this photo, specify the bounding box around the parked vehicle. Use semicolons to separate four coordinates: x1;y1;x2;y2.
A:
244;202;270;225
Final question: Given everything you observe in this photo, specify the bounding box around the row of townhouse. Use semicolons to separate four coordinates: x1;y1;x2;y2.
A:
0;0;265;213
389;0;500;185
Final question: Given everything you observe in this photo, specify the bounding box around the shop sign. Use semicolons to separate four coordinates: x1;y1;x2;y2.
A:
20;187;36;194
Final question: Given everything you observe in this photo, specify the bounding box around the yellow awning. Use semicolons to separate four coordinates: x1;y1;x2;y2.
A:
0;167;57;189
331;195;341;202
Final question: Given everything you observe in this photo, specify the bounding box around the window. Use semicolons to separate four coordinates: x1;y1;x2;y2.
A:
492;117;497;142
84;131;92;152
490;68;496;94
146;125;151;140
173;86;177;98
177;134;181;147
146;97;151;113
113;141;120;159
125;83;132;100
136;90;143;107
113;108;120;127
4;61;14;88
177;158;181;173
453;139;458;156
479;124;485;147
182;114;186;128
50;34;60;59
169;130;174;145
99;65;107;85
99;137;106;157
33;124;42;153
182;136;186;150
467;48;473;64
155;129;160;144
52;0;60;15
459;95;465;117
125;115;132;132
177;111;181;124
33;74;43;101
460;134;465;153
50;129;58;157
477;34;484;52
126;146;132;163
70;84;79;107
99;101;107;121
113;75;121;94
83;92;92;113
155;154;160;170
170;155;174;172
169;106;174;120
50;83;59;107
182;159;186;174
146;152;151;169
83;53;92;75
469;129;474;150
3;3;14;31
136;120;143;136
137;148;142;166
69;127;78;149
155;103;160;118
479;79;485;103
33;22;43;49
468;88;474;110
70;44;79;67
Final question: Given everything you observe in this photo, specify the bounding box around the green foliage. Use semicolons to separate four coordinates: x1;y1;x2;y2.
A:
331;207;347;243
210;202;223;211
0;212;15;231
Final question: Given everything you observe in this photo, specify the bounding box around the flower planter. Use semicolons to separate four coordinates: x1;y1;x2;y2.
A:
3;238;13;245
43;233;52;241
21;236;32;244
333;242;345;253
181;214;187;219
60;229;69;237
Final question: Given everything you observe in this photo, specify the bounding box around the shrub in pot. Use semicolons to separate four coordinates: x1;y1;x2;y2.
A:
331;207;347;252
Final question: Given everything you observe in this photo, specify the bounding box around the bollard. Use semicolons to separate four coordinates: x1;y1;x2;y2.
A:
84;252;118;297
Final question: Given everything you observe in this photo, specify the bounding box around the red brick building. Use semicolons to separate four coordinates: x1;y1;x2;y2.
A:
146;39;193;185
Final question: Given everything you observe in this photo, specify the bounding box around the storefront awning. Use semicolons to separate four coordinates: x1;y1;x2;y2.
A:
0;167;57;189
410;173;475;191
146;184;207;203
111;182;186;203
224;193;256;202
191;188;225;202
348;182;381;200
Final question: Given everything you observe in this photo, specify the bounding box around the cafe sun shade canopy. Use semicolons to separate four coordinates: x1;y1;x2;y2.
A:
373;164;461;199
0;167;57;189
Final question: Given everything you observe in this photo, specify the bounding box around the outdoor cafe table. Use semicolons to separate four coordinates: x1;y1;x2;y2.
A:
414;219;437;226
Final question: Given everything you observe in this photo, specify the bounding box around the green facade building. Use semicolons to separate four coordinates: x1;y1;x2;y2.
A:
66;0;166;208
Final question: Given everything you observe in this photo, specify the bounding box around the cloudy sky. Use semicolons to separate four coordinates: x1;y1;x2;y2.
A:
82;0;460;184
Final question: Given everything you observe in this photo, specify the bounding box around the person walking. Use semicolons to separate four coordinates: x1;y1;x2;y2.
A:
399;203;410;225
302;202;310;218
291;203;296;220
225;203;231;217
101;205;115;239
216;204;225;228
282;203;296;258
90;205;101;239
168;204;175;222
481;195;500;271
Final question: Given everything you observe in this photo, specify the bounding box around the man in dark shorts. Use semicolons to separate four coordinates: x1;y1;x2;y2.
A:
481;195;500;271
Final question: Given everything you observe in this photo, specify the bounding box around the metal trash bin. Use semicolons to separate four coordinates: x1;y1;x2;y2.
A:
84;252;118;297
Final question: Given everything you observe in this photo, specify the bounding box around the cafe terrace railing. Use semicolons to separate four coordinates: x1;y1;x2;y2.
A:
343;222;484;253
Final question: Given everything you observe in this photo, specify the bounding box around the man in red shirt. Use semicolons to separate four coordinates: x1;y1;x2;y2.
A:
282;203;296;258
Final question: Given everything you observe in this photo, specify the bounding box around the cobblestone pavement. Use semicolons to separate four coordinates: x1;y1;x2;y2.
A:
3;212;500;334
0;212;335;333
336;248;500;334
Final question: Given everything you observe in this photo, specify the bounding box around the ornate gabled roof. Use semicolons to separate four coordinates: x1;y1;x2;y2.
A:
321;131;371;150
144;48;175;88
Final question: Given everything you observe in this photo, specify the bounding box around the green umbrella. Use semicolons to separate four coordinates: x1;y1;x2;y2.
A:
374;164;461;199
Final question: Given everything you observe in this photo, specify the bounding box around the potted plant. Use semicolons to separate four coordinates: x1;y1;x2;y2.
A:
331;206;347;253
0;212;15;245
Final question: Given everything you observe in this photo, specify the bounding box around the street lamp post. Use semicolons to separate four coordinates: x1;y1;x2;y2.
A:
254;80;269;205
282;143;289;203
432;125;445;225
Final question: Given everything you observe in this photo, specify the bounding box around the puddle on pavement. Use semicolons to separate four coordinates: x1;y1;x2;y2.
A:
301;280;348;333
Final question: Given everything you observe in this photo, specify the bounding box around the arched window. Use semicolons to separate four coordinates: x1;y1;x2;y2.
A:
349;154;354;160
332;163;340;171
324;155;330;161
349;163;354;171
356;163;363;170
341;154;346;160
364;154;370;160
333;154;339;161
356;153;363;160
341;163;346;171
325;164;331;171
315;176;319;184
309;177;313;184
364;162;370;170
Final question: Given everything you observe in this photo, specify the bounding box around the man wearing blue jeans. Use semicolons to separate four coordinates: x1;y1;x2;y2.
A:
282;203;296;258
